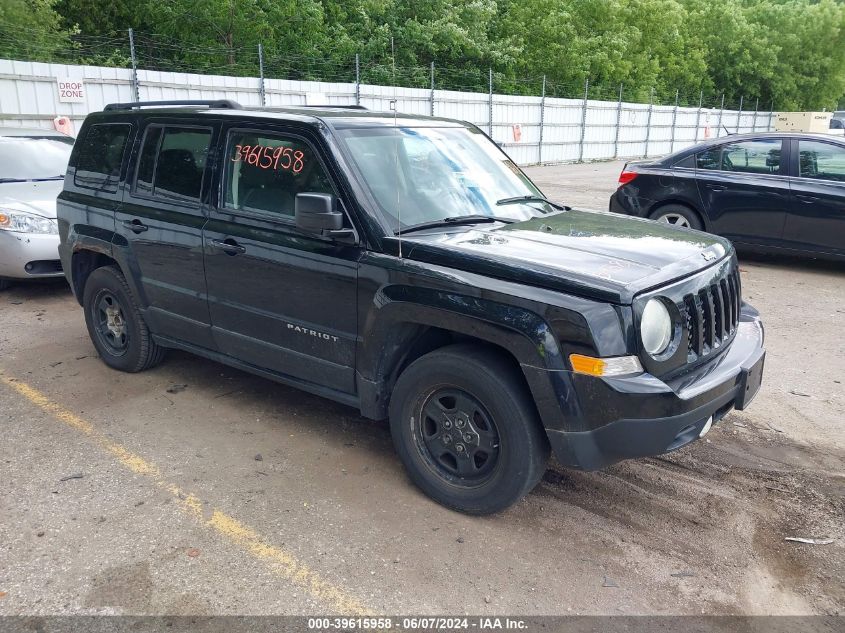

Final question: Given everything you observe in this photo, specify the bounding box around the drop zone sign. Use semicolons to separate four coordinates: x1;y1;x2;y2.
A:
57;79;85;103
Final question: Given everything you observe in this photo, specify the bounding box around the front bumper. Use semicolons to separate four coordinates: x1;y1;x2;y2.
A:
0;231;63;279
532;304;765;470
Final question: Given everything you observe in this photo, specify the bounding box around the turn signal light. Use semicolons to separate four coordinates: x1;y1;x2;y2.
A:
618;170;638;186
570;354;643;377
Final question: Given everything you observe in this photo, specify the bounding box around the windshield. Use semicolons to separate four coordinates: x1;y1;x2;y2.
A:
337;125;555;231
0;136;74;181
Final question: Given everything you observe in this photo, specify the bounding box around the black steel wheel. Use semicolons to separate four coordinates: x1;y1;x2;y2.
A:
82;266;165;372
92;289;130;356
415;387;501;486
390;344;549;515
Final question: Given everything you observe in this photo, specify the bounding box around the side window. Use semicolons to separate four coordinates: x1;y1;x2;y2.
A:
696;140;782;173
673;154;695;169
798;141;845;182
696;147;721;171
74;123;131;192
721;139;782;174
134;126;211;203
223;131;333;218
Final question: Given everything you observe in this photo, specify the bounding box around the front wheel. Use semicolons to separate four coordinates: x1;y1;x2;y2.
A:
82;266;164;372
389;344;549;515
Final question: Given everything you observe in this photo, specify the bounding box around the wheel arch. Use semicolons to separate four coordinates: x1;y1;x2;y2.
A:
356;291;563;424
70;249;120;305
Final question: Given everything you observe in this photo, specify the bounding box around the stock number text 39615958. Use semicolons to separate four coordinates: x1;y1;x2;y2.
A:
232;144;305;174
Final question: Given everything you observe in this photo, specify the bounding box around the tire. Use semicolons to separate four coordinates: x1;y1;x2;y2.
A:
650;204;703;230
389;344;549;515
0;279;11;291
82;266;165;372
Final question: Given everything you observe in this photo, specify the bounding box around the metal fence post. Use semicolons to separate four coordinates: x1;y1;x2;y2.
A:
538;74;546;164
669;89;679;153
613;83;623;159
355;53;360;106
488;68;493;136
694;91;703;142
430;61;435;116
751;97;759;132
736;96;743;133
578;77;589;162
128;28;140;102
717;94;725;137
644;88;654;158
257;43;266;106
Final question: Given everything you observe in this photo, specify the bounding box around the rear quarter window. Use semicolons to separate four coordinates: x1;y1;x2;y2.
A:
73;123;132;192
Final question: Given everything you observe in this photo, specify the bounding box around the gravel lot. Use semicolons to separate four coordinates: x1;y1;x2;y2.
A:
1;161;842;617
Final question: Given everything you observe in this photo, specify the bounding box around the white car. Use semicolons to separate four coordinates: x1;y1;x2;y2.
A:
0;127;74;290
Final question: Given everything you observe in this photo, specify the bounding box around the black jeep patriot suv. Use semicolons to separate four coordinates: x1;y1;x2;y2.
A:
58;100;765;514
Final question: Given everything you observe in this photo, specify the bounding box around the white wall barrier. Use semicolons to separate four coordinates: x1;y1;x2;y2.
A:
0;58;773;166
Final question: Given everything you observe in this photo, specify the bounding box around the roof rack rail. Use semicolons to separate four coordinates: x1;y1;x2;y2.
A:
103;99;242;112
296;104;368;110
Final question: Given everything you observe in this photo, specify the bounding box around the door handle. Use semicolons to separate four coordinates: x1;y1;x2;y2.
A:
122;219;148;233
795;194;819;204
706;184;727;191
210;238;246;255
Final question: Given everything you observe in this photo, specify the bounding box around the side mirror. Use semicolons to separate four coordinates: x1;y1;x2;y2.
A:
295;193;351;239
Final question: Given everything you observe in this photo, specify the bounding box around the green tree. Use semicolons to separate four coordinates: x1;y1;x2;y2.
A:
0;0;71;61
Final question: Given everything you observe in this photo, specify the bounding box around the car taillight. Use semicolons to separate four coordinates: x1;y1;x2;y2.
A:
618;170;638;186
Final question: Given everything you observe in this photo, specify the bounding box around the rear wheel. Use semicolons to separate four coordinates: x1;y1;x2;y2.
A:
650;204;703;230
389;344;549;515
0;279;11;291
82;266;164;372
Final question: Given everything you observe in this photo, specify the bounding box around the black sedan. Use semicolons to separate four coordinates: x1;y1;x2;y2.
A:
609;132;845;260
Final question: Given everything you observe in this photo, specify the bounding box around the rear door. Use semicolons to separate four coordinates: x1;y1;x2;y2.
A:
694;138;790;245
116;120;218;349
202;122;360;394
784;138;845;256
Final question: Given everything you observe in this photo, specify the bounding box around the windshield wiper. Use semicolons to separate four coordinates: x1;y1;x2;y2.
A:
397;215;514;235
496;195;568;211
32;176;65;181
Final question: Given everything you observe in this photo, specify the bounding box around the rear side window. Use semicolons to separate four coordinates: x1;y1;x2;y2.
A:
673;154;695;169
134;126;212;203
696;139;782;174
222;131;333;218
74;123;131;192
798;140;845;182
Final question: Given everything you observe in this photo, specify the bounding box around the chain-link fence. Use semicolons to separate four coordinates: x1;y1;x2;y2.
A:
0;28;776;165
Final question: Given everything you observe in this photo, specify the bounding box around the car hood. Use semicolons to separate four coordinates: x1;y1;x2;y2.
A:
0;180;63;219
399;208;732;304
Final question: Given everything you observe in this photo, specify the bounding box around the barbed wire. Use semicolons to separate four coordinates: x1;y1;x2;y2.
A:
0;28;773;111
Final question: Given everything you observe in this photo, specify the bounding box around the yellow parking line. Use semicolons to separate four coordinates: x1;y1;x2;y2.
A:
0;372;370;616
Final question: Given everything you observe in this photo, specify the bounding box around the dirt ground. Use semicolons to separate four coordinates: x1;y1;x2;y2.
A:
0;161;843;617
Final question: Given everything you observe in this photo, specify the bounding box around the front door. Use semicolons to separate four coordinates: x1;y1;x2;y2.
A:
202;124;360;394
784;138;845;256
694;137;790;246
116;121;217;349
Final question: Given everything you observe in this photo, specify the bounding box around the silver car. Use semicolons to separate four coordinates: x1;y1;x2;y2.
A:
0;127;74;290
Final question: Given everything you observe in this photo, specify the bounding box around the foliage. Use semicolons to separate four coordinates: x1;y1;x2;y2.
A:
2;0;844;109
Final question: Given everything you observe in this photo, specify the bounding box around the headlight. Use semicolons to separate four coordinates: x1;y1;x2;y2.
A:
0;210;58;235
641;298;673;356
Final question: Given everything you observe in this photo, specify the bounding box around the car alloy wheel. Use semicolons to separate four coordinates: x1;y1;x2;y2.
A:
655;212;691;228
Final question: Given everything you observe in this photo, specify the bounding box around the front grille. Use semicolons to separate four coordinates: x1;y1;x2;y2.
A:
681;267;740;362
